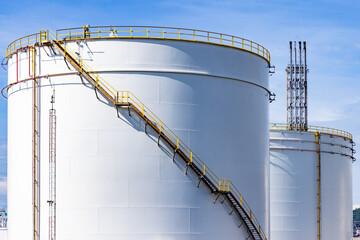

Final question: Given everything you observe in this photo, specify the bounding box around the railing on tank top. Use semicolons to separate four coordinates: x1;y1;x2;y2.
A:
6;26;271;64
270;123;353;141
49;39;268;240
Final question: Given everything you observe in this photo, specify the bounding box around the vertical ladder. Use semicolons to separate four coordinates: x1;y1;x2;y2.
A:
48;93;56;240
32;46;40;240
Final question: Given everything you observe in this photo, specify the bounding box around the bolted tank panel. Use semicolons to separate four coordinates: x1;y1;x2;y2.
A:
6;30;270;240
270;129;353;240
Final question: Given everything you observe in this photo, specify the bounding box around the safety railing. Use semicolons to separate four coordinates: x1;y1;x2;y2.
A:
270;123;353;140
56;41;267;240
6;29;55;57
7;26;271;64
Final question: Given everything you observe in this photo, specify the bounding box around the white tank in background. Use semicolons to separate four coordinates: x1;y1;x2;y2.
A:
270;124;354;240
5;26;271;240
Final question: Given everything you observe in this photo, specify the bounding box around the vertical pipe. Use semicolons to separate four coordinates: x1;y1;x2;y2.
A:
315;132;321;240
32;47;34;78
29;48;31;77
304;41;308;129
299;41;302;129
32;46;40;240
294;41;298;126
16;52;18;83
288;41;293;127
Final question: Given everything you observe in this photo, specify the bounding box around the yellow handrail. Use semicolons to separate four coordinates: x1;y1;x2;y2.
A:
270;123;353;140
54;42;268;240
7;26;271;64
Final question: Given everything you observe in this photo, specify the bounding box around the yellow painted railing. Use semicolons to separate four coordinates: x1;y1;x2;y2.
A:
270;123;353;140
7;26;270;63
57;41;267;240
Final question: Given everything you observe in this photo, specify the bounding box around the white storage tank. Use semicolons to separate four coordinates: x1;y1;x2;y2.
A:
5;26;271;240
270;124;354;240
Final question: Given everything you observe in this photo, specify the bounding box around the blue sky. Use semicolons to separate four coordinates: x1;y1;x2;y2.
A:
0;0;359;209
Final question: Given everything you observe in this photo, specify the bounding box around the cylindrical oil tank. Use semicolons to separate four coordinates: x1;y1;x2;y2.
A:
270;124;354;240
6;26;271;240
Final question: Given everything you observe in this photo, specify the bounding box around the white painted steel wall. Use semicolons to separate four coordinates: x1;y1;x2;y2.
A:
7;39;270;240
0;229;7;240
270;130;353;240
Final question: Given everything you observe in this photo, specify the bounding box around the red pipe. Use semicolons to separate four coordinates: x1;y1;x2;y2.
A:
29;48;31;77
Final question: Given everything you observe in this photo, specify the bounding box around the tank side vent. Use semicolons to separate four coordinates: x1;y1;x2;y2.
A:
51;40;267;240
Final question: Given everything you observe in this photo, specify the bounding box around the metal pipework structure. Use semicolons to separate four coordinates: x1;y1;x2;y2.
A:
287;41;308;130
48;92;56;240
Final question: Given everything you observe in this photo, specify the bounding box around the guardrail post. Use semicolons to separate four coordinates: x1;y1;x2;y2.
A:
242;39;244;49
126;91;129;103
239;195;242;206
190;151;193;163
232;36;234;46
203;164;205;176
227;180;229;192
250;210;253;220
193;30;195;41
218;180;221;191
207;32;209;42
220;34;222;44
142;104;145;116
146;27;149;38
176;138;179;150
178;29;180;39
162;28;165;38
130;27;133;38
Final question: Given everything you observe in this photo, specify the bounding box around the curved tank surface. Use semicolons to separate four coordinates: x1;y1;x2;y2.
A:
6;26;271;240
270;124;354;240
